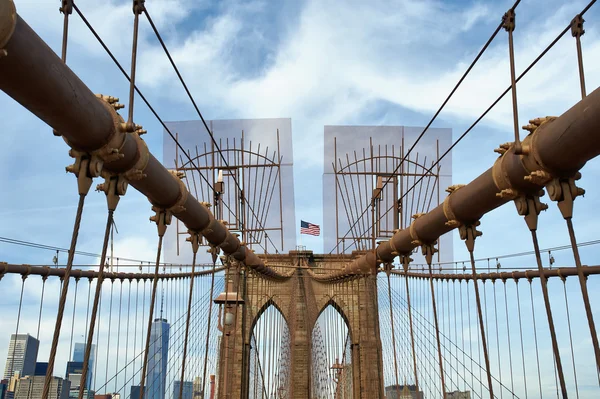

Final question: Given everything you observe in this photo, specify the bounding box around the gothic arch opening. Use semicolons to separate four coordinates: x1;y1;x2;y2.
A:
311;303;353;398
248;300;290;398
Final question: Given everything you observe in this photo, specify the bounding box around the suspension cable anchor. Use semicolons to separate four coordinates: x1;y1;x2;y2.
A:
514;191;547;231
186;230;201;254
66;150;103;195
96;173;128;211
421;242;438;266
458;221;482;252
149;206;172;237
399;254;413;273
546;174;584;219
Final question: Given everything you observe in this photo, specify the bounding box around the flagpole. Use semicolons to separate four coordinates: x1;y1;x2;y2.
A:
299;219;302;249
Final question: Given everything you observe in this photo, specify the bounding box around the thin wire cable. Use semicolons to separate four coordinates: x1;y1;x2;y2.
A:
71;4;270;255
339;0;597;255
330;0;522;254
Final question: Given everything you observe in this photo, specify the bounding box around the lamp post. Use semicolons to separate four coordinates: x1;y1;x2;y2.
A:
214;170;224;221
214;267;244;398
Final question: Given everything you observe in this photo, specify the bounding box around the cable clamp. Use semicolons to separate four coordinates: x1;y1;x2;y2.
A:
59;0;73;14
571;14;585;37
399;254;413;272
66;150;104;195
133;0;145;14
546;174;584;219
96;173;128;211
502;9;515;32
459;222;482;253
514;191;548;231
421;242;438;266
186;230;201;254
150;206;172;237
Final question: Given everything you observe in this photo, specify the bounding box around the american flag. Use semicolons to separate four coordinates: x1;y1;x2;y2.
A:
300;220;320;236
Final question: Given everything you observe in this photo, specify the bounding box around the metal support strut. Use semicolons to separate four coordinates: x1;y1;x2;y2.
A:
547;174;600;383
139;206;172;399
459;222;494;399
422;241;446;399
514;191;568;397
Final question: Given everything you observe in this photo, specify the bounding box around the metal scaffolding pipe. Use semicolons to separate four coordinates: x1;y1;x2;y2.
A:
325;86;600;280
0;5;287;277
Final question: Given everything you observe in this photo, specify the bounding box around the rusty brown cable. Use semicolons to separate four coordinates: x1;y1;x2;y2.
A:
466;280;477;397
515;280;528;399
404;273;420;392
127;1;143;127
492;281;503;399
59;0;72;62
528;280;543;398
468;250;494;399
201;258;218;397
44;193;87;399
426;257;447;398
123;280;132;392
67;278;79;363
503;282;515;397
25;275;45;399
572;15;587;99
503;8;522;154
178;240;198;399
8;277;25;382
452;280;459;392
386;272;401;392
562;278;580;398
563;218;600;384
138;231;165;399
77;209;114;399
104;280;115;390
530;229;567;397
114;279;124;392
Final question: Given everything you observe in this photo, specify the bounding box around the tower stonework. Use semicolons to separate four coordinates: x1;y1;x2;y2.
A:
215;250;385;398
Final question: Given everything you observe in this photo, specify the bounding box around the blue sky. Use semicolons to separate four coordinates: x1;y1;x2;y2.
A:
1;0;600;396
2;0;600;263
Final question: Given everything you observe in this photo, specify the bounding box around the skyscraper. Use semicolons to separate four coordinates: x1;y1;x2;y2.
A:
145;318;170;399
3;334;39;380
13;375;70;399
72;343;95;391
172;381;192;399
130;385;143;399
65;362;84;390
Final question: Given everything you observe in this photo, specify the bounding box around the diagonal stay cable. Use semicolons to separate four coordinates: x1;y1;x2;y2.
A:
71;4;269;254
143;7;280;253
340;0;597;254
329;0;522;254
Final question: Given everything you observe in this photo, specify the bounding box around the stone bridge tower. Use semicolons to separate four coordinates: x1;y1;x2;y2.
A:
215;249;385;398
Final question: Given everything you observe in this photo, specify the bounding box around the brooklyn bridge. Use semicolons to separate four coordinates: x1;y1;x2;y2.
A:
1;0;600;398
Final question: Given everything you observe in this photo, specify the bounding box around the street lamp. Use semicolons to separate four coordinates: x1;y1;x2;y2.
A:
214;275;244;336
